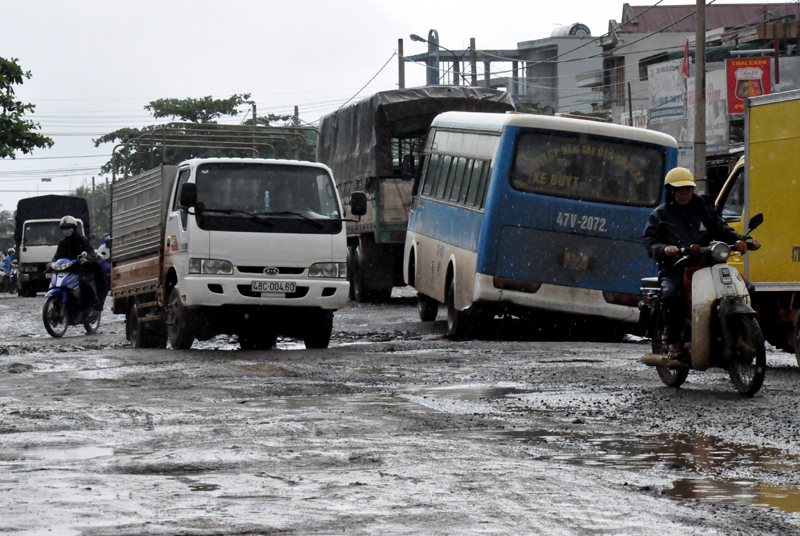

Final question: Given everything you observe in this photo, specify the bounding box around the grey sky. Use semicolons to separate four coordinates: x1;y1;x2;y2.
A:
0;0;793;211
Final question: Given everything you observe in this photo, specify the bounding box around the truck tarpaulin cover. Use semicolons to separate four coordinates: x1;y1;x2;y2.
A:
317;87;514;181
15;195;91;243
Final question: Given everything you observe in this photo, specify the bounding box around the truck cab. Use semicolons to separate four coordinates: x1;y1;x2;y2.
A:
18;218;85;297
113;158;359;350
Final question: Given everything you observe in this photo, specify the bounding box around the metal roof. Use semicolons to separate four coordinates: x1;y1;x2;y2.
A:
618;3;800;33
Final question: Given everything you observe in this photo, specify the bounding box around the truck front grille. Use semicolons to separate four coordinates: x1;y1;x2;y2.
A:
237;266;305;275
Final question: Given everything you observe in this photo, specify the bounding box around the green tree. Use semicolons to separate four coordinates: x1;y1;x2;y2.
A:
94;94;316;178
0;57;54;158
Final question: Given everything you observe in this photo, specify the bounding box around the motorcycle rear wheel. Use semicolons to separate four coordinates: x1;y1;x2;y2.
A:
84;311;101;334
43;296;68;338
650;302;689;388
727;316;766;397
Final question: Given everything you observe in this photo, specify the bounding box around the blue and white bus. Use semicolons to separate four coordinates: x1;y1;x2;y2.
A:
403;112;678;339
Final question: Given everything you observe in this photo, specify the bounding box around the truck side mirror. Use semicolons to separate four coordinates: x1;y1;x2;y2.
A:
179;183;197;208
747;212;764;233
350;192;367;216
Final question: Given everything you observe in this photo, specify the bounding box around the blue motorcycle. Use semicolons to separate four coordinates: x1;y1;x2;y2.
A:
42;256;101;337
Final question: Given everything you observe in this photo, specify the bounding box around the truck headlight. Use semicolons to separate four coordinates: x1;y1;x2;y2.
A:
308;262;347;278
189;258;233;275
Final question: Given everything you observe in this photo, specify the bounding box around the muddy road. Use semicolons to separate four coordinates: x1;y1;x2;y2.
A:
2;292;800;535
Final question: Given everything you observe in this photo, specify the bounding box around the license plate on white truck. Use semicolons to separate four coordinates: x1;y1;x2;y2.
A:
251;281;296;294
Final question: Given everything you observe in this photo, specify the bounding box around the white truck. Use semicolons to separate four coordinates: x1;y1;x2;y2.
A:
110;157;365;350
14;195;91;297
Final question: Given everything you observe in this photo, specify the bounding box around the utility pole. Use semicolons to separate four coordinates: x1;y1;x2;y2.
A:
91;176;97;237
694;0;707;194
627;82;634;126
293;106;299;126
252;102;257;126
398;38;405;89
470;38;477;86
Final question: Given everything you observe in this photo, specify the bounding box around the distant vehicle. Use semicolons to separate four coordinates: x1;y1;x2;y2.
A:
714;89;800;363
403;111;678;339
317;87;514;302
14;195;90;297
42;255;102;338
110;158;364;350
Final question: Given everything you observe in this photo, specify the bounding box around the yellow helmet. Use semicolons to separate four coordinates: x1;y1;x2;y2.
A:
664;167;696;188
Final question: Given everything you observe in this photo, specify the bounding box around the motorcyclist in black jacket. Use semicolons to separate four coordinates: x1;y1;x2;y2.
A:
642;167;761;359
52;215;101;315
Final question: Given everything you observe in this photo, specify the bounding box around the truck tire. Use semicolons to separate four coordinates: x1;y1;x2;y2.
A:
794;317;800;367
127;303;167;349
303;311;334;349
19;282;35;298
352;245;369;303
347;246;356;301
166;288;195;350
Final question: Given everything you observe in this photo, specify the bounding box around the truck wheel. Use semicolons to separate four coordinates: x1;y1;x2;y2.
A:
303;311;334;349
352;245;369;303
418;292;438;321
166;288;195;350
347;246;356;301
239;331;277;351
19;282;34;298
446;280;473;340
794;317;800;367
127;304;167;349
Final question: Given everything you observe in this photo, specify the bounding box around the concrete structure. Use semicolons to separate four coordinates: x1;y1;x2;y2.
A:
403;24;604;114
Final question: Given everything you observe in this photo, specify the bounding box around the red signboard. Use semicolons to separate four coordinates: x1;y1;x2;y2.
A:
726;58;772;114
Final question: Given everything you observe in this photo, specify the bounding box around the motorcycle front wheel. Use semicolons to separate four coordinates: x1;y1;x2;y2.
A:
727;315;766;397
43;296;68;338
650;302;689;388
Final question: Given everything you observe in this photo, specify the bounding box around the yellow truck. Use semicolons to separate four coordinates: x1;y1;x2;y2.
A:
715;89;800;363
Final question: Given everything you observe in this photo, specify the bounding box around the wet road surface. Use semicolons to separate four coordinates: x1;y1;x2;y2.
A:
2;292;800;535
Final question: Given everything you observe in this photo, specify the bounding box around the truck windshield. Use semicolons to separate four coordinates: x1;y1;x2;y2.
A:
510;131;665;207
23;221;83;246
194;163;342;234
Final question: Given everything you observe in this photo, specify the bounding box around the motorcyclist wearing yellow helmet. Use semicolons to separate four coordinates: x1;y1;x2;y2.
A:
642;167;761;359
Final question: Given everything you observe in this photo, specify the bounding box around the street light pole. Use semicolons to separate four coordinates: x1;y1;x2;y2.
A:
410;31;471;86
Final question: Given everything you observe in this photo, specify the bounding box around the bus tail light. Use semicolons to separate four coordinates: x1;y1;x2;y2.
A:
602;291;642;307
493;276;542;294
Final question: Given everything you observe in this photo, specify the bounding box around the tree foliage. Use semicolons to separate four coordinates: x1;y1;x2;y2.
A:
93;94;315;179
0;207;14;252
144;93;251;123
0;57;54;159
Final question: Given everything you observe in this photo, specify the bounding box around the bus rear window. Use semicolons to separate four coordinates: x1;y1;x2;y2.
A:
510;132;664;207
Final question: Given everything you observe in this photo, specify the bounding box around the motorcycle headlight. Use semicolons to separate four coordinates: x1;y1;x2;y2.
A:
308;262;347;278
51;261;73;271
188;258;233;275
710;242;731;262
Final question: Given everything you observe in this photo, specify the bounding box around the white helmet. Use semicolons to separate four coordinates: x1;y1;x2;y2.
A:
59;215;78;228
7;248;14;255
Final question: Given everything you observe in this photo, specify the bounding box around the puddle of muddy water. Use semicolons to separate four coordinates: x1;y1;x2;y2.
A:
498;429;800;514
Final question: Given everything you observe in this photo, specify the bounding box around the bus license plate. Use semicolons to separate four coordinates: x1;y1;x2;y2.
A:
561;251;594;271
251;281;296;294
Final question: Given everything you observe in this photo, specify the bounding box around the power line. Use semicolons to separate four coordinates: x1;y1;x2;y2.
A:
338;54;397;110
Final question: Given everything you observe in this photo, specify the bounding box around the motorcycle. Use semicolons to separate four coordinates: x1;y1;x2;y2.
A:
639;213;766;396
7;260;18;294
42;255;101;337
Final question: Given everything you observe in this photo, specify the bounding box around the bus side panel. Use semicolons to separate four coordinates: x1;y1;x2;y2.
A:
747;98;800;286
407;197;483;303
